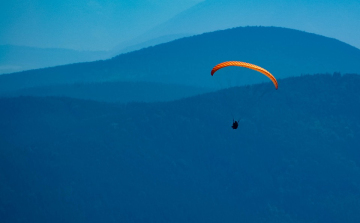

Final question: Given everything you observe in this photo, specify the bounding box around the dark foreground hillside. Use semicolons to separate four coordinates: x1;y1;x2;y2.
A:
1;74;360;222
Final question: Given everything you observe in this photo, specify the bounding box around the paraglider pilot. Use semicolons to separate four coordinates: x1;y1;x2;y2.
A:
232;119;239;129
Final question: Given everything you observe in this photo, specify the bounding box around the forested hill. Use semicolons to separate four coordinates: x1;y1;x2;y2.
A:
1;73;359;222
1;27;360;93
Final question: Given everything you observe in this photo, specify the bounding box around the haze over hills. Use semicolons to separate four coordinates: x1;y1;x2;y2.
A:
1;74;360;222
0;1;206;72
0;45;110;74
1;27;360;97
141;0;360;49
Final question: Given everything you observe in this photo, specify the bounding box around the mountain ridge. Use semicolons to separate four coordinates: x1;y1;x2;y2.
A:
1;26;360;94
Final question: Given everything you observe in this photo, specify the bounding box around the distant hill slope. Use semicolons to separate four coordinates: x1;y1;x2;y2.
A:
3;81;211;103
1;74;360;222
0;45;109;74
111;33;193;55
1;27;360;93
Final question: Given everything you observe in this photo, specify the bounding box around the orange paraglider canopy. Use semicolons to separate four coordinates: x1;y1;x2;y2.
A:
211;61;278;89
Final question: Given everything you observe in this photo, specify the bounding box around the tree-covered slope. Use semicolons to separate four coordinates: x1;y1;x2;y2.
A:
1;74;359;222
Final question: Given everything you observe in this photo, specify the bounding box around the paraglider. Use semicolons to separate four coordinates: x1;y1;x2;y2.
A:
211;61;278;89
211;61;278;129
232;119;239;129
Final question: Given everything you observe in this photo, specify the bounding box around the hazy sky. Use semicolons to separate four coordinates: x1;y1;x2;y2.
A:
1;0;359;51
0;0;204;51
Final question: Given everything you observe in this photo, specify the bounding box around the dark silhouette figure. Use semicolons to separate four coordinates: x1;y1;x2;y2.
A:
232;119;239;129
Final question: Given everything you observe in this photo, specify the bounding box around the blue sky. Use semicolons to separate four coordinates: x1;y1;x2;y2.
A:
1;0;359;51
0;0;204;50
